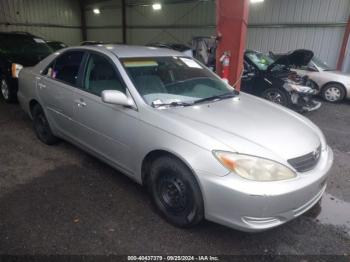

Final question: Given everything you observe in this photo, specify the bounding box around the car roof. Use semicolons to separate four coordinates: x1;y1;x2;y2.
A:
78;44;184;58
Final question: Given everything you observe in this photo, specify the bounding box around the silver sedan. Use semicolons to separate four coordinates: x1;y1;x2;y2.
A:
293;56;350;102
18;45;333;232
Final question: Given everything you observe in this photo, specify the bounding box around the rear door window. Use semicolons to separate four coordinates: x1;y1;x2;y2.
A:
45;51;85;86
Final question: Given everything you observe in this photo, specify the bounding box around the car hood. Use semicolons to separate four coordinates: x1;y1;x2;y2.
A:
268;49;314;72
163;93;321;161
320;70;350;78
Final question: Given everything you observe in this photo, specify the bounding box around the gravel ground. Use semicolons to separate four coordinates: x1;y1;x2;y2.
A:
0;98;349;256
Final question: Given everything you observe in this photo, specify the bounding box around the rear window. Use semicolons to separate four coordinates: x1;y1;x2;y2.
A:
0;34;53;58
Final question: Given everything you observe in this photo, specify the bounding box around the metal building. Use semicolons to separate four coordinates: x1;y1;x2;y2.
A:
0;0;82;45
247;0;350;68
0;0;349;68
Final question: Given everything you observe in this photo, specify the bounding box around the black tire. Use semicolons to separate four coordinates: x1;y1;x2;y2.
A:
148;155;204;228
1;77;17;103
32;105;59;145
261;87;291;108
321;83;345;103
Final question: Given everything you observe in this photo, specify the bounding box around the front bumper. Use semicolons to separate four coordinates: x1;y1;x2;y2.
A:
198;146;333;232
301;100;322;112
290;93;321;112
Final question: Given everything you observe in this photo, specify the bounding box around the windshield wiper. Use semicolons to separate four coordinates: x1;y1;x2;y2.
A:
151;101;193;108
193;90;239;105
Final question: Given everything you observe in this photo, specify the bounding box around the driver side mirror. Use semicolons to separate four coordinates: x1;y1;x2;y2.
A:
101;90;135;108
242;62;256;79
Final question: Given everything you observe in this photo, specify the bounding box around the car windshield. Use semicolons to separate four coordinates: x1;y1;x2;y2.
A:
312;57;333;71
0;34;53;57
121;56;235;107
245;51;275;70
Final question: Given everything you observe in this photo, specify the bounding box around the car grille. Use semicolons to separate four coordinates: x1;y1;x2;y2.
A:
288;145;321;172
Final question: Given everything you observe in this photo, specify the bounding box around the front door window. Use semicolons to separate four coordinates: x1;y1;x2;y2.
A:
83;53;126;96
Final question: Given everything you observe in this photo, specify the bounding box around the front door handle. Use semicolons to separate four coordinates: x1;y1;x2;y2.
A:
74;99;87;108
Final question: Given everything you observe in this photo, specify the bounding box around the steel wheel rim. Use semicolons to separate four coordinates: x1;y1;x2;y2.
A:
1;80;9;100
157;174;188;213
325;87;341;101
265;91;284;105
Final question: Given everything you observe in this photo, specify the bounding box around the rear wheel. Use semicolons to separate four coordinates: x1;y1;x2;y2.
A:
321;83;345;103
32;105;59;145
261;88;291;107
1;78;16;103
148;156;204;228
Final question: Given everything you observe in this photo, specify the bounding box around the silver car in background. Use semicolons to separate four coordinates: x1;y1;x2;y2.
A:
18;45;333;232
293;56;350;103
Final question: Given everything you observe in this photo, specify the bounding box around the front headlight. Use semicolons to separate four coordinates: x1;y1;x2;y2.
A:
213;151;296;181
288;83;314;94
11;63;23;78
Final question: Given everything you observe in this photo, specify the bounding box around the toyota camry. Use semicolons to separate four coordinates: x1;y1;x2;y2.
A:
18;45;333;232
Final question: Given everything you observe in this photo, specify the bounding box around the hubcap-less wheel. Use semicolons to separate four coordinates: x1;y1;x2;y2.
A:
35;113;50;141
32;105;59;145
158;175;188;213
265;91;284;105
324;87;341;102
149;156;204;228
1;79;9;100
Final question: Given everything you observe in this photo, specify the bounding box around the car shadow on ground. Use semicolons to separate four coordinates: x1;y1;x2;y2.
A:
0;147;349;255
0;98;349;255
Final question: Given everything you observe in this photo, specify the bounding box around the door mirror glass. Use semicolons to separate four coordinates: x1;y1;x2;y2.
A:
101;90;133;107
242;72;255;80
242;63;255;79
243;62;255;74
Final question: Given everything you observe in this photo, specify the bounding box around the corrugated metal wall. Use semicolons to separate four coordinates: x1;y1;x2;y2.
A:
0;0;347;67
84;0;215;44
247;0;350;67
85;1;123;42
126;1;215;44
0;0;82;45
85;0;349;67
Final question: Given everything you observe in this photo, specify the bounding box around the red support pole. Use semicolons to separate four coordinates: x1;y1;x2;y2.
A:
337;15;350;71
216;0;249;90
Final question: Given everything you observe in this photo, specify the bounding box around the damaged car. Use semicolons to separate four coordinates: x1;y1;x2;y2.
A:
241;49;321;112
271;51;350;103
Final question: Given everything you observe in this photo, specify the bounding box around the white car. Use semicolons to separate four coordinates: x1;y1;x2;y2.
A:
292;57;350;103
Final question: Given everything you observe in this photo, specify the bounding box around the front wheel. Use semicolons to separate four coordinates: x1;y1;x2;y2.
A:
261;88;291;108
32;105;59;145
321;83;345;103
148;156;204;228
